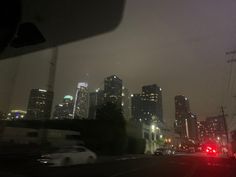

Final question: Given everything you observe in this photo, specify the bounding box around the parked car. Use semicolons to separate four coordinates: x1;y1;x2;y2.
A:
154;148;175;156
38;146;97;166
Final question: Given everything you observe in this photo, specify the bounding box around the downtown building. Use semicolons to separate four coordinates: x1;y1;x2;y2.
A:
88;89;105;119
174;95;198;141
122;87;132;120
131;84;163;124
197;116;227;145
197;121;208;143
53;95;74;119
131;93;143;122
205;115;228;145
7;110;26;120
141;84;163;124
187;113;198;141
103;75;133;120
104;75;123;106
73;82;89;119
26;89;53;120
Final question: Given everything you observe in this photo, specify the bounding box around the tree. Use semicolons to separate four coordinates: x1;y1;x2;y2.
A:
96;102;125;123
96;102;127;154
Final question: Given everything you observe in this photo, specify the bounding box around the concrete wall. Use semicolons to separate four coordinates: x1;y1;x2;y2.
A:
0;126;80;147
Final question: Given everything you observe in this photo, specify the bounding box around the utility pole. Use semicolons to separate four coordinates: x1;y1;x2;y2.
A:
47;47;58;93
41;47;58;147
221;106;229;144
225;51;236;128
225;51;236;99
224;51;236;156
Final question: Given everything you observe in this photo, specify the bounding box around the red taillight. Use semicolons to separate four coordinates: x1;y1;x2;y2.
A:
213;149;216;153
206;149;209;152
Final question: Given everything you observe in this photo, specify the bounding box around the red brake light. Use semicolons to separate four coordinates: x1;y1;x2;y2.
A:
206;149;209;152
213;149;216;153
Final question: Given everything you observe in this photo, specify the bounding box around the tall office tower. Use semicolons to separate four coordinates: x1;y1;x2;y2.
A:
174;95;190;138
131;94;143;122
197;121;207;143
141;84;163;124
104;75;122;106
89;89;104;119
73;82;89;119
187;113;198;141
27;89;53;120
53;95;74;119
205;115;228;145
122;87;131;120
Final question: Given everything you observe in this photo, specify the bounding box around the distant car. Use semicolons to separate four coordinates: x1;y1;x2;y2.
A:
38;146;97;166
205;146;217;156
154;148;175;156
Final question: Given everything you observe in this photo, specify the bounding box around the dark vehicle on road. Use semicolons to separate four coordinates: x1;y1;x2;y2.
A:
154;148;175;156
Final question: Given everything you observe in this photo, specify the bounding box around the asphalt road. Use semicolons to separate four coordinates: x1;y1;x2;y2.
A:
0;154;236;177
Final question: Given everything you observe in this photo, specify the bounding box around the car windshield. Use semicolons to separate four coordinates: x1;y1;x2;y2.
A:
55;148;75;153
0;1;236;177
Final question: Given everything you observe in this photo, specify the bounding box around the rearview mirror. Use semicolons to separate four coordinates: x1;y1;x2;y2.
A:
0;0;125;59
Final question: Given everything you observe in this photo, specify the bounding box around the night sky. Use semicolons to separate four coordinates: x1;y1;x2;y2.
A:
1;0;236;129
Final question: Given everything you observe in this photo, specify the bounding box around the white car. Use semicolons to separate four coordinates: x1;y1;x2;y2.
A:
39;146;97;166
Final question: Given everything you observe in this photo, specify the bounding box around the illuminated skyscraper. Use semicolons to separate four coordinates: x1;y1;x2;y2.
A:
131;93;142;122
104;75;122;106
141;84;163;123
122;87;131;120
27;89;53;120
187;113;198;140
197;121;207;142
88;89;104;119
205;115;227;144
73;82;89;119
53;95;74;119
174;95;190;138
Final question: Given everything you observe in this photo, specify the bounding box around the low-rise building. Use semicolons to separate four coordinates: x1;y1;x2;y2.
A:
7;110;26;120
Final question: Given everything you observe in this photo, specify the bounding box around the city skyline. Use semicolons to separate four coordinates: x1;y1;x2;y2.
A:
1;1;236;174
1;75;164;120
1;0;236;128
0;72;229;124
